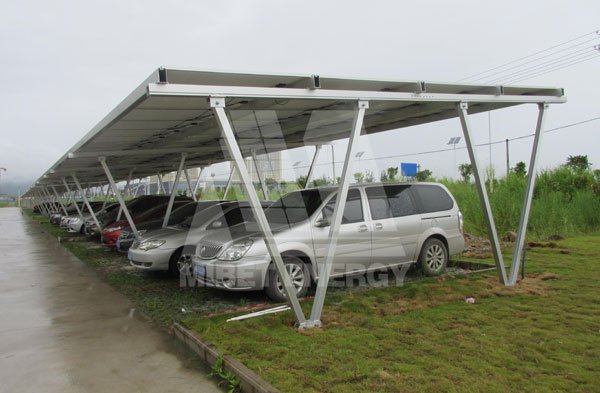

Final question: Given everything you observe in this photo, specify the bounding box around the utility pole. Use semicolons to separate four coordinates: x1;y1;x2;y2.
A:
0;168;6;197
331;144;336;181
505;139;510;176
488;112;493;191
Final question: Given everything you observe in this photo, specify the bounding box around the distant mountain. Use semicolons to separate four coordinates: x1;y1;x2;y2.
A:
0;180;34;197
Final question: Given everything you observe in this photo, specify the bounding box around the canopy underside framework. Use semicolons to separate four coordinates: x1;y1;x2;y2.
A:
25;67;564;193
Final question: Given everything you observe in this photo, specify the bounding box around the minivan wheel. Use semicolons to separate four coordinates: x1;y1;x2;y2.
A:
168;249;183;277
265;256;309;302
419;238;448;276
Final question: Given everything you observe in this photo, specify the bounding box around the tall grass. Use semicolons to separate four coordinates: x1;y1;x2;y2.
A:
442;167;600;239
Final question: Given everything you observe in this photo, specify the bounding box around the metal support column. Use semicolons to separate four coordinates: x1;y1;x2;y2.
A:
101;185;112;209
157;173;165;194
41;188;55;214
308;101;368;327
211;98;306;325
223;165;234;199
305;145;322;189
508;104;548;285
72;174;102;231
184;168;197;201
193;168;204;198
51;185;68;216
251;150;269;200
117;169;134;221
99;158;140;239
457;103;508;284
62;178;83;219
163;153;186;228
43;188;58;214
36;191;49;215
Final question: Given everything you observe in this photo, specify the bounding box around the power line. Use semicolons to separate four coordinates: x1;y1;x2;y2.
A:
503;52;600;84
488;46;598;84
201;116;600;178
458;29;599;82
470;37;599;83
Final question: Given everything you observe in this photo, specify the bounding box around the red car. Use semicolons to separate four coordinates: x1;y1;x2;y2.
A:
101;201;189;247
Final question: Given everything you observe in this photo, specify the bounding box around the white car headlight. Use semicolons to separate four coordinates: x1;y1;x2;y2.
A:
105;226;123;233
218;240;253;261
138;240;166;251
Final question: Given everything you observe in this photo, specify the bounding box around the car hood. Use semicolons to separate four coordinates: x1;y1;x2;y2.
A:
197;221;289;246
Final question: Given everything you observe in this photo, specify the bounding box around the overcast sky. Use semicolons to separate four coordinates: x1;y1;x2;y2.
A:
1;0;599;193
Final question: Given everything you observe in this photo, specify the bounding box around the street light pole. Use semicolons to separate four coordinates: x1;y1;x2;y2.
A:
447;137;461;178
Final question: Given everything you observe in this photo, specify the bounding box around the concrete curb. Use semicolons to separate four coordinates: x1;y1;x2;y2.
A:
173;323;280;393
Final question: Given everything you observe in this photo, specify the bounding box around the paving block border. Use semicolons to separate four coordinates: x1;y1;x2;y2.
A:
174;322;280;393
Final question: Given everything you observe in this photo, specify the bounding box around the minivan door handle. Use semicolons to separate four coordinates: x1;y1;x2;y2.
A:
374;223;383;230
358;224;368;233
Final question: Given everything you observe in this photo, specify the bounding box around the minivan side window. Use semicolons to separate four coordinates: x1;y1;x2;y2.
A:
366;185;417;219
412;185;453;213
321;189;364;224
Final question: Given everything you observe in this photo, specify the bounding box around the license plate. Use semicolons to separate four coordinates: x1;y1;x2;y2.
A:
127;251;132;261
194;264;206;277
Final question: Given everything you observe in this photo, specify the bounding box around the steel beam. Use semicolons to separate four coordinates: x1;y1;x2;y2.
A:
251;151;269;200
184;168;197;201
157;173;165;194
211;98;306;325
508;104;548;285
223;165;234;199
457;103;508;284
305;145;322;189
43;188;58;214
308;101;368;327
117;169;134;221
163;153;186;228
149;82;566;105
72;174;102;231
101;185;112;209
99;157;140;239
62;178;83;219
193;167;204;198
36;191;48;215
50;185;68;217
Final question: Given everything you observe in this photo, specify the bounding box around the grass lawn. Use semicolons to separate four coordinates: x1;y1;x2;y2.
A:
183;235;600;393
24;210;599;392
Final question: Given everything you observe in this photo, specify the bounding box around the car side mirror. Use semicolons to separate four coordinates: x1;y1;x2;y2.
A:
315;218;330;227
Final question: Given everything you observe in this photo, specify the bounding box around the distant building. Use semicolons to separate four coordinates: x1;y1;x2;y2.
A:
240;151;282;182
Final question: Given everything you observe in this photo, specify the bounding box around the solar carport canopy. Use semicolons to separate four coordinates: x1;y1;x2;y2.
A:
26;67;565;194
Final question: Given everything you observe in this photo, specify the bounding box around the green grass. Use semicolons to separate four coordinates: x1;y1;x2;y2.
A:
183;234;600;393
24;209;600;392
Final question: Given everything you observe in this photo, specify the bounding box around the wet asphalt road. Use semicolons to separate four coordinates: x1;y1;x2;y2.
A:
0;208;220;393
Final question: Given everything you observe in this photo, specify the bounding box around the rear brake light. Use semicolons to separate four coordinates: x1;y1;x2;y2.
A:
458;211;464;234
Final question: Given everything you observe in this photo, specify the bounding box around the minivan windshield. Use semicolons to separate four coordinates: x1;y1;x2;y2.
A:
265;189;332;225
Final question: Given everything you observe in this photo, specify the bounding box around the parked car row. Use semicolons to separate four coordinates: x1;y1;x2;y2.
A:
41;183;465;301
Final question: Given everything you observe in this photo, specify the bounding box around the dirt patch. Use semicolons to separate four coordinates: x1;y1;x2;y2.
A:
527;241;561;248
461;233;509;259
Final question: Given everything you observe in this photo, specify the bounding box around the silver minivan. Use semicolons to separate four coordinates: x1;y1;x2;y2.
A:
190;182;464;301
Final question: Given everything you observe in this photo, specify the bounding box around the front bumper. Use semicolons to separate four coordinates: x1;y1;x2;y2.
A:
101;230;121;247
128;247;175;271
116;237;134;253
191;255;270;291
67;220;83;233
